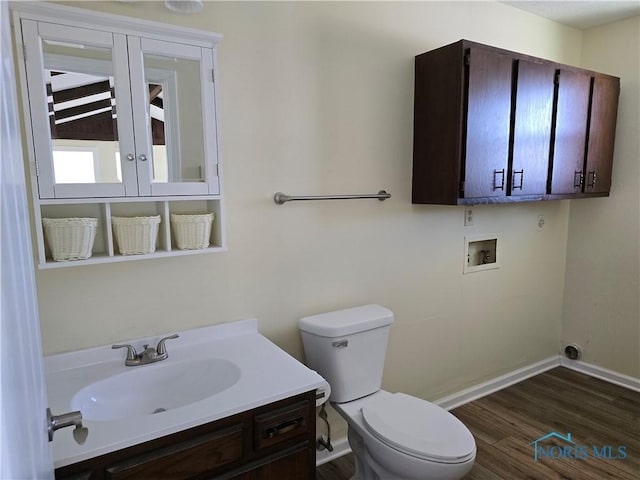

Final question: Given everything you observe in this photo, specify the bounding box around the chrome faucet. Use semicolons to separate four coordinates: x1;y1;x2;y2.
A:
112;334;179;366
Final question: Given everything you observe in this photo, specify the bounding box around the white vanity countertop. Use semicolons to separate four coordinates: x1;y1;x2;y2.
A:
45;319;326;468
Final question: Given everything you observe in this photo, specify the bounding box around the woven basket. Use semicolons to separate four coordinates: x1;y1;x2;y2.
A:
112;215;161;255
42;217;98;262
170;213;214;250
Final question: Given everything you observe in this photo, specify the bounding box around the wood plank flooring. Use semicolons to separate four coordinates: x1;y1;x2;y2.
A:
316;367;639;479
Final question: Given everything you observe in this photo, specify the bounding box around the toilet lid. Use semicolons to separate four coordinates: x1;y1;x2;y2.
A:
361;393;476;463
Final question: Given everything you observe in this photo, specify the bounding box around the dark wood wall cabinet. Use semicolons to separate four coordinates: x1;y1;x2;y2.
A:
54;391;316;480
412;40;620;205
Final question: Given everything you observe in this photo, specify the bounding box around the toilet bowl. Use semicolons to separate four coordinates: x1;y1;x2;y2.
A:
335;390;475;480
299;304;476;480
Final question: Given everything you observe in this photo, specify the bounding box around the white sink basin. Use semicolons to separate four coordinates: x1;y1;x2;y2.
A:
72;358;241;421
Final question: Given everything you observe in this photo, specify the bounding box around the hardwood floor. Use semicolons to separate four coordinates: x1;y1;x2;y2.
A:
316;367;639;479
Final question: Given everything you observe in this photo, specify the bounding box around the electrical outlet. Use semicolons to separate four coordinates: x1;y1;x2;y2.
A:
537;214;545;231
464;208;474;226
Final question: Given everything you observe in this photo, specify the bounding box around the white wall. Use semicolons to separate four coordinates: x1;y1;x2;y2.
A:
562;16;640;378
32;1;587;436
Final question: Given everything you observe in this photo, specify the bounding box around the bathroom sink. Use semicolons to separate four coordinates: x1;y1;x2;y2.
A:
72;358;241;421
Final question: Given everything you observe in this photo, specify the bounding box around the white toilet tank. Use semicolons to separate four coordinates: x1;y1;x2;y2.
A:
299;304;394;403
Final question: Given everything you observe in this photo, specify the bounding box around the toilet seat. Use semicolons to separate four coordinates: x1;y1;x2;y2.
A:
361;392;476;464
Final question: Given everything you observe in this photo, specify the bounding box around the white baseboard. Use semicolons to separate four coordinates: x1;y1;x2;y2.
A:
560;357;640;392
434;356;561;411
316;437;351;466
315;355;639;466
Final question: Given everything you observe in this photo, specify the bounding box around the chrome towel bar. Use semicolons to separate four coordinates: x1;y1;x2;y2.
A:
274;190;391;205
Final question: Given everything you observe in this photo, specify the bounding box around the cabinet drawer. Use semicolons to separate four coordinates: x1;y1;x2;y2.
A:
223;443;312;480
254;401;309;451
105;424;243;480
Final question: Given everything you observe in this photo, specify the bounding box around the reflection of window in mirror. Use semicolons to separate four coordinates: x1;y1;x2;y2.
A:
113;153;123;182
52;140;121;184
152;145;168;182
52;148;96;183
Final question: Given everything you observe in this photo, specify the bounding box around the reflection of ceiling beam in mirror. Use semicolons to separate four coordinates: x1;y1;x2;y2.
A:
49;71;108;91
52;79;111;103
54;93;110;112
48;72;115;126
149;84;162;101
148;83;165;122
151;97;164;109
56;102;111;125
43;39;86;49
150;104;165;122
45;70;169;141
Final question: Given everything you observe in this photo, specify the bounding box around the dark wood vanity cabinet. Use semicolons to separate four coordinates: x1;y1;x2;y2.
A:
54;391;316;480
412;40;620;205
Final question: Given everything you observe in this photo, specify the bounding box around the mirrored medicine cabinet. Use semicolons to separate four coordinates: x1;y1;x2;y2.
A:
12;2;226;268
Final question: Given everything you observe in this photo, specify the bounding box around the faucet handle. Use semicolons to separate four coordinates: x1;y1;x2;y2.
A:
156;334;179;356
112;344;138;360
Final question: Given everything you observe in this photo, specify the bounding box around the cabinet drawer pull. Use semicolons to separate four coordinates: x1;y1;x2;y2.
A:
266;417;304;439
512;169;524;190
126;154;135;162
586;170;597;188
493;169;505;191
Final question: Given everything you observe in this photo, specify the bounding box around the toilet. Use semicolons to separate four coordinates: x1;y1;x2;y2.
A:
299;304;476;480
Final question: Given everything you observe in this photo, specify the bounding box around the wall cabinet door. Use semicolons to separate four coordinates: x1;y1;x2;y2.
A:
463;47;512;200
584;75;620;194
22;20;219;199
510;60;555;196
550;71;619;195
549;69;591;195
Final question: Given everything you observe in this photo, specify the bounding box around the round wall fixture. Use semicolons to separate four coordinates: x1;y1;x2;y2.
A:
164;0;203;14
564;343;583;360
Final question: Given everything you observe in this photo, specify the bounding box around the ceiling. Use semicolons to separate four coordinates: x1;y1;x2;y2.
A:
503;1;640;29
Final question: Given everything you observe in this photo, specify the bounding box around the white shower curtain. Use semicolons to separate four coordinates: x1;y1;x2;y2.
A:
0;2;54;477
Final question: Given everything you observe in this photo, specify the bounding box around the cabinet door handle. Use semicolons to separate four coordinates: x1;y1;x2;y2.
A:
493;169;505;191
126;154;135;162
587;170;597;188
512;170;524;190
265;417;304;438
138;154;148;162
573;170;584;188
